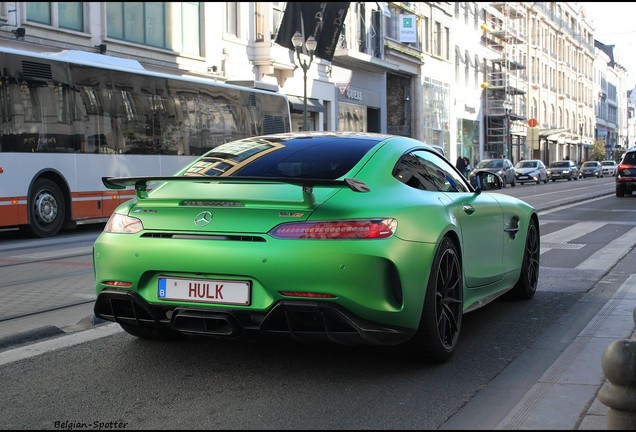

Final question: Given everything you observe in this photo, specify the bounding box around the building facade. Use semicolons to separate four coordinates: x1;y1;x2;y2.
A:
0;1;628;164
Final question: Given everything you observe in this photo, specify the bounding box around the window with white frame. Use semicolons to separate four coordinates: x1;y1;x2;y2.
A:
27;2;83;31
226;2;239;38
106;2;200;56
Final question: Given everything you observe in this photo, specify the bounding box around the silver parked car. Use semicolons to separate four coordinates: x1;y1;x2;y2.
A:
514;159;548;184
547;160;580;181
580;161;603;178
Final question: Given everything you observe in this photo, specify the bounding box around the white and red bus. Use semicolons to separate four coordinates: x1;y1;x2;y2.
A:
0;46;291;237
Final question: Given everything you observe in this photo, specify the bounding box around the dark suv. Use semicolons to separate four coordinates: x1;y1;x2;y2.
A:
616;148;636;197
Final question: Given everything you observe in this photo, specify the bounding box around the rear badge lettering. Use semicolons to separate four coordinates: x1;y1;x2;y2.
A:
279;211;305;218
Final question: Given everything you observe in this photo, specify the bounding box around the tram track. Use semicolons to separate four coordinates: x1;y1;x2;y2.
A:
0;244;97;329
0;246;93;268
0;299;96;324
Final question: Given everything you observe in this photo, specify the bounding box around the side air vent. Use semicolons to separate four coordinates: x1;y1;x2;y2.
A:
22;61;53;80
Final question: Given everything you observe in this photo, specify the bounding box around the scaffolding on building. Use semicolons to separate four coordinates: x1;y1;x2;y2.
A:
481;2;527;161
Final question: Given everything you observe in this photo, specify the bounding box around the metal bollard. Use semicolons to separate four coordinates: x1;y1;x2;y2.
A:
598;307;636;430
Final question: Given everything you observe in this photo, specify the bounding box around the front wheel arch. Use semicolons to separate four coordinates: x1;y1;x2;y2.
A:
400;236;463;364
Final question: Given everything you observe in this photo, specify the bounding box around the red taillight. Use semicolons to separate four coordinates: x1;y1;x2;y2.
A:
269;218;397;239
279;291;335;298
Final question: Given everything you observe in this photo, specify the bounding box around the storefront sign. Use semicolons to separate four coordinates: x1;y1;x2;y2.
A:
399;14;417;43
336;82;363;101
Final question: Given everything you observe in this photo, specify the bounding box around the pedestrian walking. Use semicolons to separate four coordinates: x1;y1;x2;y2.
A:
464;156;472;178
456;156;466;175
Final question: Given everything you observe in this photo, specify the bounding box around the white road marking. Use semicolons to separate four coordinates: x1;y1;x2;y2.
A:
576;226;636;270
0;323;122;366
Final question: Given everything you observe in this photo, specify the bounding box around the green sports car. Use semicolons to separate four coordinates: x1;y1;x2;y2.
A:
93;132;540;363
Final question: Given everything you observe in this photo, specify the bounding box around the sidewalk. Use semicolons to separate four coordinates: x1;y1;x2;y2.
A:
497;274;636;430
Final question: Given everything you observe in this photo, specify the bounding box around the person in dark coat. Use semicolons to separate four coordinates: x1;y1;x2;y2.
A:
456;156;466;174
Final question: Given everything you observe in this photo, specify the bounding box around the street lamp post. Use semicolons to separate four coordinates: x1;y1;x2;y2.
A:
503;100;513;159
579;118;584;161
291;31;317;131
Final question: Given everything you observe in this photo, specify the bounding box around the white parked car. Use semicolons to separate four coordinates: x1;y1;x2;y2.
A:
514;159;548;184
601;160;618;176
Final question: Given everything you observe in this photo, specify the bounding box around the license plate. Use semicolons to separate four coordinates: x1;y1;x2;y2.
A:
158;277;250;305
519;175;530;180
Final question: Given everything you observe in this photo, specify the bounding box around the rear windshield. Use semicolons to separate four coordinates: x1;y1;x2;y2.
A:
516;161;537;168
623;152;636;164
182;135;380;179
550;161;570;168
477;159;503;168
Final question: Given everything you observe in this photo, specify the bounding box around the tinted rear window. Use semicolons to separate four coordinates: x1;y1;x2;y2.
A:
623;152;636;164
478;159;503;168
550;162;570;167
183;135;381;179
517;161;538;168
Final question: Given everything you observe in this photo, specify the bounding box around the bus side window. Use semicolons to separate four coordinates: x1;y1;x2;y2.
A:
87;134;106;153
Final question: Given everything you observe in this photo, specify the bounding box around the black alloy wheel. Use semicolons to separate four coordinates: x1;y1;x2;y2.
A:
402;237;463;364
509;218;540;299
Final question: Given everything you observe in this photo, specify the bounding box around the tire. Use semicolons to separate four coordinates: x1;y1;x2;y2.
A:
25;178;65;238
401;237;463;364
511;176;516;187
617;185;625;197
120;324;184;340
508;218;540;300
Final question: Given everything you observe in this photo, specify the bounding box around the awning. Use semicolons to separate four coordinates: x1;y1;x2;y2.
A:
538;128;569;139
287;96;325;113
375;2;391;18
464;50;473;67
475;54;483;71
455;45;462;61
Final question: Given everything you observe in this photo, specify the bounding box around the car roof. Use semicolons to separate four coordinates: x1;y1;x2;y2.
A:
181;131;444;179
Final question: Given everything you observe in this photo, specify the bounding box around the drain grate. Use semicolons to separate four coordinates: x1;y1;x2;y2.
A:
541;242;585;250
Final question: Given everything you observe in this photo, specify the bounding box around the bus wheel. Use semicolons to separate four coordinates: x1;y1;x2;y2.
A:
27;178;65;238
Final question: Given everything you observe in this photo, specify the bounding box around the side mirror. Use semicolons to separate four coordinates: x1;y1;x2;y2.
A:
475;171;503;192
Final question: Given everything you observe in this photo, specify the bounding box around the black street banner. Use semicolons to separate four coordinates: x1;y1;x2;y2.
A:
275;2;350;62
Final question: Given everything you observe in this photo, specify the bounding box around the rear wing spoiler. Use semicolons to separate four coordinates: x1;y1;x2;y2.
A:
102;176;370;207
